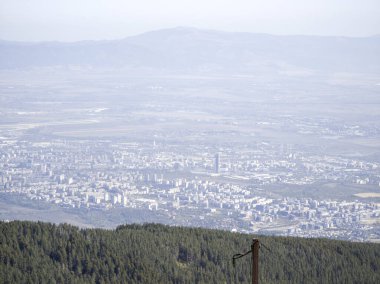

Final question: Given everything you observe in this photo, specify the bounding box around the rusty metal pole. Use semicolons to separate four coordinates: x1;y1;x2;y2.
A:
251;239;259;284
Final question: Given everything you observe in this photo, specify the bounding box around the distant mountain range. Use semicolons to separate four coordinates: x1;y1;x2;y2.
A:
1;27;379;73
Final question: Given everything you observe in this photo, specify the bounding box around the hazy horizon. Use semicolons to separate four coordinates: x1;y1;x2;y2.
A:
1;26;380;44
1;0;379;42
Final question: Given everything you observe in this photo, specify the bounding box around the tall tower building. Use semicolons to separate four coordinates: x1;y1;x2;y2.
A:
214;153;220;173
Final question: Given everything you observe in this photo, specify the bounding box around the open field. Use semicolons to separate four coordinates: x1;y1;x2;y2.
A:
355;192;380;198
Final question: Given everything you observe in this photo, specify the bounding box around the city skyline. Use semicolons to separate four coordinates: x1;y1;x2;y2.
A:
0;16;379;244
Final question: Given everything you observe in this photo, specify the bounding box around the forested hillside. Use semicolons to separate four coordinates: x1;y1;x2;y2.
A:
0;221;379;283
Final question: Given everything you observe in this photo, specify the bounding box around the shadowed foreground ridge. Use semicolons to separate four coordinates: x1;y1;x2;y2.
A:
0;221;379;283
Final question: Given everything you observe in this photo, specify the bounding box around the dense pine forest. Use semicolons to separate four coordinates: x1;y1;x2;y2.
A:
0;221;379;283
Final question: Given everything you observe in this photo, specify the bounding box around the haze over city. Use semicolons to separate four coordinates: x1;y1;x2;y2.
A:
0;0;379;244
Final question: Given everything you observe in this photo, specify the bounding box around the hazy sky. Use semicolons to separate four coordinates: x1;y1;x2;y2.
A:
1;0;379;41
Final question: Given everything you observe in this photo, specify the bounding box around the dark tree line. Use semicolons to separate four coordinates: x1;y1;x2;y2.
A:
0;221;379;283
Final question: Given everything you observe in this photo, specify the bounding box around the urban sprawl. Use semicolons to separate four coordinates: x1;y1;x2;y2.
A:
1;137;379;242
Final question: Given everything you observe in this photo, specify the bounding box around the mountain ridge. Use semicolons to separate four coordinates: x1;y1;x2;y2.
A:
2;26;379;44
1;27;379;73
